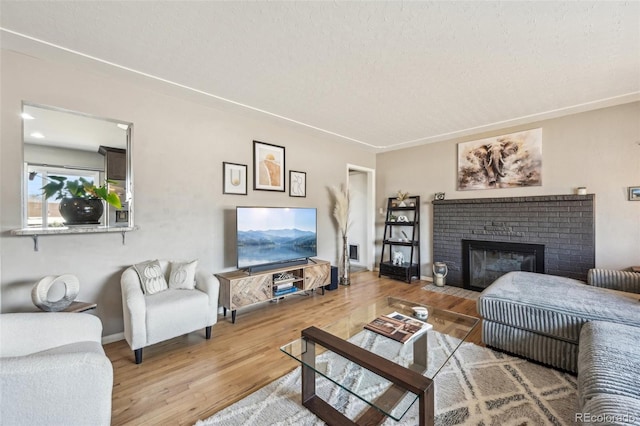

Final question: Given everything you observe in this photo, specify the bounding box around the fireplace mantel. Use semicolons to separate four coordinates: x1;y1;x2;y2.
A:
432;194;595;287
432;194;594;206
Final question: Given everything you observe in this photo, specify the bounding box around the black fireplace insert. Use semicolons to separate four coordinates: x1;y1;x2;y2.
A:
462;239;545;291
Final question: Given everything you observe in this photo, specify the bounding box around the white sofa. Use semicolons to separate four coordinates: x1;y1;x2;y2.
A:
0;313;113;426
121;260;220;363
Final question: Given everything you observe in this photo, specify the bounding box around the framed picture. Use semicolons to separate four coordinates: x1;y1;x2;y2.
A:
457;128;542;191
289;170;306;197
629;186;640;201
253;140;285;191
222;162;247;195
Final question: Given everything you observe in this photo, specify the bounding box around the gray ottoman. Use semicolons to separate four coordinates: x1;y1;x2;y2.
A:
477;271;640;373
578;321;640;425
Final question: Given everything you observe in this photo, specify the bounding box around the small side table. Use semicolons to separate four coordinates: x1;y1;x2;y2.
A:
61;301;97;313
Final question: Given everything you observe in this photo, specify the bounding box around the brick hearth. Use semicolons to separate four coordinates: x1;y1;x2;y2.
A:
432;195;595;287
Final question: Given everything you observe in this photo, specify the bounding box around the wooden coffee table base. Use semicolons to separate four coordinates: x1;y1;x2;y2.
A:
300;326;434;426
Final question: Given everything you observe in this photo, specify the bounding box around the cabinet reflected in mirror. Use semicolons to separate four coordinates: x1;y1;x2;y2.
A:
22;103;133;230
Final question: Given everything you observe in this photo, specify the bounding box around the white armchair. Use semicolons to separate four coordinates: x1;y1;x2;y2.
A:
0;313;113;426
121;260;219;363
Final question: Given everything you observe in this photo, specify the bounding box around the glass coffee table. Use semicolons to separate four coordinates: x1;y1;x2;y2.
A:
281;297;479;425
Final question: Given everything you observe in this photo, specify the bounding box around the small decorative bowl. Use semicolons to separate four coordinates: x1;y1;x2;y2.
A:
412;306;428;320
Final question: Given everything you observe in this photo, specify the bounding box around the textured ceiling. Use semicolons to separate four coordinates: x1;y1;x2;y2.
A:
2;1;639;151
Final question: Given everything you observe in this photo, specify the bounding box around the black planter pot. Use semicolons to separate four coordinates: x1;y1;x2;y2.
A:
59;198;104;225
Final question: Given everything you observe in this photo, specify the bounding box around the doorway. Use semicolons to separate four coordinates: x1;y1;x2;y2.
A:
347;164;375;272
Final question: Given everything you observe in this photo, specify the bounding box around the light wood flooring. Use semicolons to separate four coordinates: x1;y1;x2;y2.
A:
104;271;482;425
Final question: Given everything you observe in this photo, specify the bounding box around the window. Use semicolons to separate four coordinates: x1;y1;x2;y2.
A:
26;165;100;227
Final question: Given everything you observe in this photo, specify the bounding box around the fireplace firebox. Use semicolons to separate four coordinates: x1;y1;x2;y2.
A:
462;240;545;291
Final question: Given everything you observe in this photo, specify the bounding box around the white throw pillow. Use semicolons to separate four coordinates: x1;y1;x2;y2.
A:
133;260;168;295
168;260;198;290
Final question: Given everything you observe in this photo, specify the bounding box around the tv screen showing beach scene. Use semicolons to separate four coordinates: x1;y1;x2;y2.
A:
236;207;317;269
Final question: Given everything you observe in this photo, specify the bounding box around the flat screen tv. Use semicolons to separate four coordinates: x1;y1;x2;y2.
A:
236;207;317;270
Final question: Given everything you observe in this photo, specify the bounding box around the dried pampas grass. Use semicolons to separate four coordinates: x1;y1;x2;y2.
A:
328;185;350;236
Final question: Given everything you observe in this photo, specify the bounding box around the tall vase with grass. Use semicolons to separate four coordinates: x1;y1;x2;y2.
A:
329;185;351;285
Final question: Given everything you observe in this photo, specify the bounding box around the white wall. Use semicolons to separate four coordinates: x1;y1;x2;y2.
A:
347;170;367;268
0;50;375;335
376;102;640;276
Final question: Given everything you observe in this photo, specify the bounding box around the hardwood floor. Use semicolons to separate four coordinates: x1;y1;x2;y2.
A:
104;271;482;425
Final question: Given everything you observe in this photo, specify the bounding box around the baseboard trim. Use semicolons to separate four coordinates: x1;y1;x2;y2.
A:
103;332;124;345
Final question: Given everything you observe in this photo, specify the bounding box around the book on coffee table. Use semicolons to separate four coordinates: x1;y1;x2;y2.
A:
364;311;432;344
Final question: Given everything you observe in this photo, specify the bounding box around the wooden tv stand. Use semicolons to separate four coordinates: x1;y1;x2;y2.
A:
216;259;331;323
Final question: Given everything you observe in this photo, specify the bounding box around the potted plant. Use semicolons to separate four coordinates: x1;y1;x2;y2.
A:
42;176;122;225
396;190;409;207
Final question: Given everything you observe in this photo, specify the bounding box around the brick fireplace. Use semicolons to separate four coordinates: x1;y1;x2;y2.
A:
432;195;595;288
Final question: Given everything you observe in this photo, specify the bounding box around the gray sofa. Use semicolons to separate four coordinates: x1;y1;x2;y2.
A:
578;321;640;424
478;269;640;422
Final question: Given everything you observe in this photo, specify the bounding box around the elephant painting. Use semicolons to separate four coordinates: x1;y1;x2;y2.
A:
457;129;542;190
477;138;519;185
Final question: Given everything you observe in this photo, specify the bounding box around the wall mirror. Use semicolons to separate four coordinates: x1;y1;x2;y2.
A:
21;102;133;231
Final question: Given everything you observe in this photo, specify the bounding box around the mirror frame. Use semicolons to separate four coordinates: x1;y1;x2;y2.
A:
18;101;134;233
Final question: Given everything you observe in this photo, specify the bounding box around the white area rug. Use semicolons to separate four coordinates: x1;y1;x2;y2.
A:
196;331;577;425
422;283;481;301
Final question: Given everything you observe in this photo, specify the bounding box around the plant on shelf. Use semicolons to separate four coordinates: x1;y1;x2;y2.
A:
42;176;122;208
328;184;351;285
42;176;122;225
396;190;409;207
